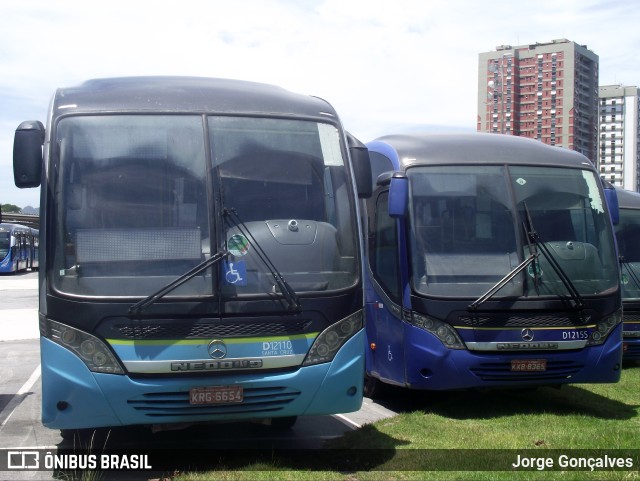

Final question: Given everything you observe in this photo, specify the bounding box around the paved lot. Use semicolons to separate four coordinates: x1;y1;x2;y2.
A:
0;272;39;342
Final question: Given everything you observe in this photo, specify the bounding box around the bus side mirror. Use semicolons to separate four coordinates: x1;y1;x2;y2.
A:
347;133;372;199
388;172;408;218
604;185;619;226
13;120;45;188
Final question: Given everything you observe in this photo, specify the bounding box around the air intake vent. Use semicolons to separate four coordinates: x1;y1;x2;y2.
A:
457;314;584;328
115;320;312;339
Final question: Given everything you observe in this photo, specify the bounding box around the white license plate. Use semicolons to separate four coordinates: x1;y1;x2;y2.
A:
190;385;244;405
511;359;547;372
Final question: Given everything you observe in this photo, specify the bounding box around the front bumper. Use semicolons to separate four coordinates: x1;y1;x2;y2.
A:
40;330;364;429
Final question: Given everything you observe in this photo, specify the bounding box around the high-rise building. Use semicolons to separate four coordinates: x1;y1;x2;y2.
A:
477;39;599;163
598;84;640;191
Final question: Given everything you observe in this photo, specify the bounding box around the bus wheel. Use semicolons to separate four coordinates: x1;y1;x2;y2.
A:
364;373;385;399
271;416;297;430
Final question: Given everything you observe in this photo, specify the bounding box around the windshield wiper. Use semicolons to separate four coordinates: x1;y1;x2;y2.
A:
469;203;586;310
224;207;301;312
521;202;584;309
468;202;541;310
468;254;538;310
523;207;542;293
128;250;230;316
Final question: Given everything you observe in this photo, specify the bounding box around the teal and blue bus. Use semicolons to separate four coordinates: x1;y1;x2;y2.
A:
13;77;371;433
362;133;623;395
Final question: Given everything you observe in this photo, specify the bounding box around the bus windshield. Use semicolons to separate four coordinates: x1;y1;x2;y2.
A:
53;115;357;299
616;206;640;300
408;165;618;299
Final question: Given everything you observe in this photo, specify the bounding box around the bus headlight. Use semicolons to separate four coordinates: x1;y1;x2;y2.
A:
45;320;124;374
587;309;622;346
302;310;363;366
412;313;465;349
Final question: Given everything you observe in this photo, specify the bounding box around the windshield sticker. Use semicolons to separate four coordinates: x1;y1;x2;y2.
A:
516;178;527;186
582;171;604;213
223;260;247;286
318;123;343;167
228;234;250;257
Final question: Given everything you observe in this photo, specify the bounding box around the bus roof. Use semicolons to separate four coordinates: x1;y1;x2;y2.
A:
0;223;33;233
616;187;640;210
52;77;338;119
368;133;595;171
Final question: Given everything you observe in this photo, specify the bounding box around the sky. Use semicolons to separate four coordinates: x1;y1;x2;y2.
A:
1;0;639;208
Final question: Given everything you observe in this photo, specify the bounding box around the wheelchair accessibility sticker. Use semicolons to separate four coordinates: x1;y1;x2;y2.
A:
223;260;247;286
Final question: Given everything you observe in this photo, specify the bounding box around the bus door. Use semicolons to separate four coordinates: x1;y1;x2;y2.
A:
17;232;27;270
367;190;406;385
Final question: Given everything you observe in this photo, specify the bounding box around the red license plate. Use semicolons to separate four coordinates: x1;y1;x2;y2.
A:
511;359;547;372
190;385;244;405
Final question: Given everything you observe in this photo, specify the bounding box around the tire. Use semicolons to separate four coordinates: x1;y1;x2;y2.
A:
364;373;385;399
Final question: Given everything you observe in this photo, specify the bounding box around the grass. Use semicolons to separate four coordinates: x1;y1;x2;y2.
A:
55;429;108;481
172;362;640;481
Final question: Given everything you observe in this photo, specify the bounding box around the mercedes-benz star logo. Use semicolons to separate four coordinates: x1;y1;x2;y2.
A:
521;328;535;342
208;340;227;359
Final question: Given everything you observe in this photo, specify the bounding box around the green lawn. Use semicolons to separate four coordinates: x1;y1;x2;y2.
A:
173;362;640;481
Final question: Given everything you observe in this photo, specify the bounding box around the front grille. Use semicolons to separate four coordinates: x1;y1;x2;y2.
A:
470;360;583;382
623;312;640;322
456;313;585;328
126;386;301;417
624;344;640;360
115;320;312;339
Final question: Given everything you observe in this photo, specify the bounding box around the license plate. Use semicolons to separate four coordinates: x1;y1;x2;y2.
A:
511;359;547;372
190;385;243;405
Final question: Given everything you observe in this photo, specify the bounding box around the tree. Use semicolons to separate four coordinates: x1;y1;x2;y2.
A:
1;204;22;213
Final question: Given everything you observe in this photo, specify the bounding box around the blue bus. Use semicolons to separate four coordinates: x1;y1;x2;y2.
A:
12;77;371;434
362;133;623;395
0;223;38;273
613;187;640;361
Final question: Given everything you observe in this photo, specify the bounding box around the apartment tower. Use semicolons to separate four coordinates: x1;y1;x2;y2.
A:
477;39;599;163
598;85;640;191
